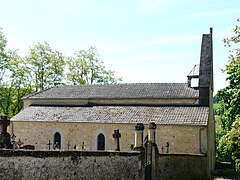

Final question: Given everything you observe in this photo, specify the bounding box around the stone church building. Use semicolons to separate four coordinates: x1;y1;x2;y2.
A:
11;30;215;173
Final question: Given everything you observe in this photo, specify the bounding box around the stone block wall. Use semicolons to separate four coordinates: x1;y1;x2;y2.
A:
11;121;206;155
0;150;211;179
11;122;137;151
0;150;141;180
156;125;207;154
157;154;209;180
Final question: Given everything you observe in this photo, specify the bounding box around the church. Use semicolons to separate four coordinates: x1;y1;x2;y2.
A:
11;29;215;172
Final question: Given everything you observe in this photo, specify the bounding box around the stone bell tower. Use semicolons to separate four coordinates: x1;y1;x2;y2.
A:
199;28;215;176
198;28;213;106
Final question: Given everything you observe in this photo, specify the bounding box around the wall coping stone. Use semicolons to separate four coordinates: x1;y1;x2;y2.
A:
159;153;207;157
0;149;141;158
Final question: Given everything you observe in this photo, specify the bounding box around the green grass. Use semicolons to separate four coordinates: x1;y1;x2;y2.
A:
213;103;221;111
214;103;222;131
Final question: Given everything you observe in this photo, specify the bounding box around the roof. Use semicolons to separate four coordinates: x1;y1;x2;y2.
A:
11;106;209;126
23;83;199;100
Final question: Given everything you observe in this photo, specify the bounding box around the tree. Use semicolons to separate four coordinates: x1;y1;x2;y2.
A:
66;46;122;85
220;117;240;171
0;27;122;117
217;18;240;131
0;50;34;117
27;42;65;91
48;51;65;86
216;18;240;164
0;28;8;84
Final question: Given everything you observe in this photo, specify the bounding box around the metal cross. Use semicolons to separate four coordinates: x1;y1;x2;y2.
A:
47;140;52;150
166;142;169;153
112;129;121;151
82;141;85;150
67;141;71;150
73;144;76;150
16;139;24;148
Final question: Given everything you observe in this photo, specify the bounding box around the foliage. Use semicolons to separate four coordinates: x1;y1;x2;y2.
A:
236;159;240;172
216;128;232;162
27;42;65;91
216;18;240;166
213;94;221;103
213;103;220;115
0;28;122;117
66;46;122;85
0;28;8;84
0;50;34;117
219;117;240;167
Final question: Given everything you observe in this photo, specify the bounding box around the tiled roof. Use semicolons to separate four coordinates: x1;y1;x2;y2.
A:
23;83;199;99
11;106;209;126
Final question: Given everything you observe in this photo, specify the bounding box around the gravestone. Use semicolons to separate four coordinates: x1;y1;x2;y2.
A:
113;129;121;151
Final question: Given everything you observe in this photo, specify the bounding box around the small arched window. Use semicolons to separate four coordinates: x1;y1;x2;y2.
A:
97;133;105;150
54;132;61;149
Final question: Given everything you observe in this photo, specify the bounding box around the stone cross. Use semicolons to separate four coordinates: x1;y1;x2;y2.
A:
47;140;52;150
112;129;121;151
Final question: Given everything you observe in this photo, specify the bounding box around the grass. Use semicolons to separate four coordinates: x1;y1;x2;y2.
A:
213;103;221;111
214;103;222;131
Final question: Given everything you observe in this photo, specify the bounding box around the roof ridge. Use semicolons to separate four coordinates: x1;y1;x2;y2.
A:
21;86;56;99
58;83;188;87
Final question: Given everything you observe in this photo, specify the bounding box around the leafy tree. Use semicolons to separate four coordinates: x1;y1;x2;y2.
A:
48;51;65;86
220;117;240;170
27;42;65;91
0;28;8;84
0;27;122;117
66;46;122;85
213;94;220;103
0;51;34;117
216;18;240;164
217;18;240;132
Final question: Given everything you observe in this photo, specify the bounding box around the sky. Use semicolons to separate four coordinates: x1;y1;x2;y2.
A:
0;0;239;94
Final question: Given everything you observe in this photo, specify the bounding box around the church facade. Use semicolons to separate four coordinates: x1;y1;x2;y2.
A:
11;30;215;172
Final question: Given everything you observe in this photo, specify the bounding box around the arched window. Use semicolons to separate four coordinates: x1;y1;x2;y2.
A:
54;132;61;149
97;133;105;150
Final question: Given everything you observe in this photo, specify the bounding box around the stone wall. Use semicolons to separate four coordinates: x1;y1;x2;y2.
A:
0;150;141;180
157;154;209;180
0;150;211;179
156;125;207;154
11;121;206;154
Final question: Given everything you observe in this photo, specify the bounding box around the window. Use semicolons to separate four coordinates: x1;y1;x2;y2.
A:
97;133;105;150
53;132;61;149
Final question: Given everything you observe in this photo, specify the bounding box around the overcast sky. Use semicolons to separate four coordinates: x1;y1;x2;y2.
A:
0;0;239;93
